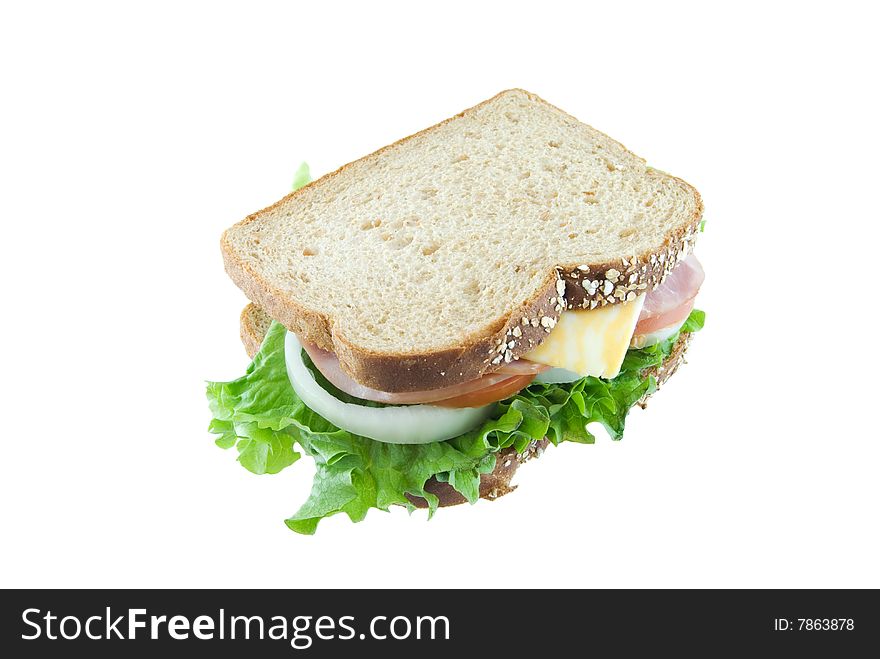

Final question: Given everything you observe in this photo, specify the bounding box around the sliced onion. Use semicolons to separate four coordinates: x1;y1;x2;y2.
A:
533;367;583;384
630;317;688;348
285;332;493;444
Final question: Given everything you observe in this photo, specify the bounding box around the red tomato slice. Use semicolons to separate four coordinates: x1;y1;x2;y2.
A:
301;340;535;406
433;374;536;408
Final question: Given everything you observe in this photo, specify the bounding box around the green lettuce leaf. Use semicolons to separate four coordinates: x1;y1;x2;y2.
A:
207;310;705;533
682;308;705;333
291;162;311;191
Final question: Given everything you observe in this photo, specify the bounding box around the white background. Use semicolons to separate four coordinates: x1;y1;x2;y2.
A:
1;1;877;588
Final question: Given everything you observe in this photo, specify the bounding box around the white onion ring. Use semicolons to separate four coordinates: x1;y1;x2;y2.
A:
533;367;583;384
285;332;493;444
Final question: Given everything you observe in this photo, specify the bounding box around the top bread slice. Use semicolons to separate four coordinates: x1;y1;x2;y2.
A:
221;89;702;393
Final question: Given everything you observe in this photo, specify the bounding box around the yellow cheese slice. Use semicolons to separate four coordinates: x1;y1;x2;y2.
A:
523;294;645;379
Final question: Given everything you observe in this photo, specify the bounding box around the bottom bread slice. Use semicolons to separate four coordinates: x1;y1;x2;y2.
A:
238;303;692;507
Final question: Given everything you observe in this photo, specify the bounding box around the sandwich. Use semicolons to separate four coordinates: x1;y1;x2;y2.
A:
207;89;706;533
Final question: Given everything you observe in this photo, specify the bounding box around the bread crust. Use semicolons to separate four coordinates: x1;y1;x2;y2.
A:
222;89;702;393
239;304;272;360
406;439;550;509
239;306;694;507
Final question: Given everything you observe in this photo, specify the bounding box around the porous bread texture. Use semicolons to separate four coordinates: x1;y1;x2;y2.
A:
238;303;694;507
240;303;273;360
222;89;702;392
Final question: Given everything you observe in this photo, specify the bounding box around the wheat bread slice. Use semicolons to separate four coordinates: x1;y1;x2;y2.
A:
239;303;692;508
240;302;274;360
222;89;702;393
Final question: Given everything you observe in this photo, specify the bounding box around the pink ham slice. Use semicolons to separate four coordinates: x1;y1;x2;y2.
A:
301;342;547;405
635;253;704;335
495;359;550;376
